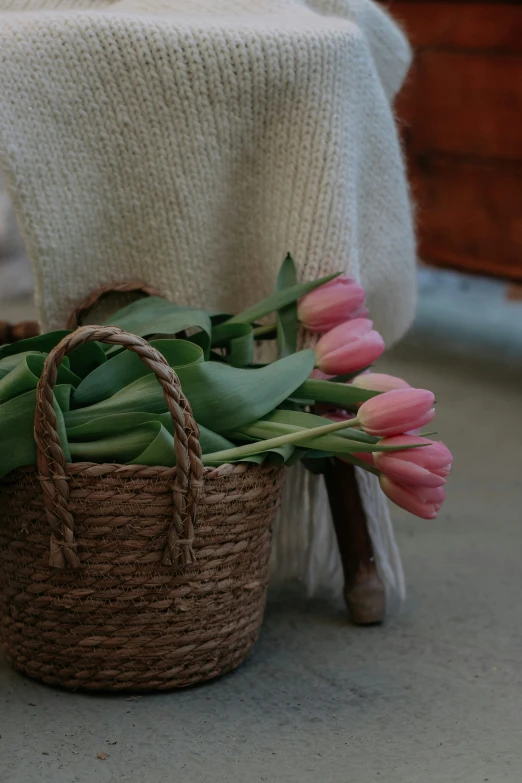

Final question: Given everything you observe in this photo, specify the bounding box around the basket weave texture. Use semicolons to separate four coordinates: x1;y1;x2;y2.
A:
0;326;285;691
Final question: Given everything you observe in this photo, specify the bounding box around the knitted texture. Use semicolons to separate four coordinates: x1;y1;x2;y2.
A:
0;0;416;344
0;0;415;603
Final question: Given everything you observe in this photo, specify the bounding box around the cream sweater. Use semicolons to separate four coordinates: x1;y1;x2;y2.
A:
0;0;415;603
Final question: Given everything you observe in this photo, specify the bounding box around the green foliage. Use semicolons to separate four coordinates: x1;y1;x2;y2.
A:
0;257;403;478
275;253;299;358
226;271;340;325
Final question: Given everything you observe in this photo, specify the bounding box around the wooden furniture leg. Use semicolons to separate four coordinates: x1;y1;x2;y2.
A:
324;459;386;625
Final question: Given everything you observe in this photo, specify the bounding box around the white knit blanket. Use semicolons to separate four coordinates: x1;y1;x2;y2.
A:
0;0;415;604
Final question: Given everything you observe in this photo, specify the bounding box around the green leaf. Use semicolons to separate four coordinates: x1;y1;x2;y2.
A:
267;409;379;444
293;378;380;408
210;313;234;325
0;354;80;405
65;350;316;433
197;425;238;454
210;322;254;368
67;415;288;467
69;421;169;464
335;453;379;474
266;444;295;464
102;297;212;357
231;418;374;455
0;331;106;378
0;385;72;478
284;446;309;467
203;442;294;466
226;271;340;325
67;412;172;441
72;339;204;406
232;410;422;456
69;421;201;467
302;455;332;475
300;448;334;460
0;331;68;360
250;324;278;341
329;368;371;383
203;451;265;466
204;415;367;463
0;351;72;380
275;253;298;358
67;412;236;454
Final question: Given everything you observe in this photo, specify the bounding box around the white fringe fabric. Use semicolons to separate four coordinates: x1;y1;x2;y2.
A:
270;463;406;608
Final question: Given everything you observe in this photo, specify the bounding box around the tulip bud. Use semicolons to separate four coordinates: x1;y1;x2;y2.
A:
309;369;334;381
380;476;446;519
357;388;435;437
351;372;411;393
315;318;385;376
298;275;366;332
352;452;376;467
374;435;452;488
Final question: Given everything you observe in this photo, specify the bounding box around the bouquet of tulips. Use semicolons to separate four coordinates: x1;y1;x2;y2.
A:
0;256;451;519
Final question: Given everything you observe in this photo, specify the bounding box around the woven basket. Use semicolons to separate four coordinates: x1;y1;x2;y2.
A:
0;325;285;691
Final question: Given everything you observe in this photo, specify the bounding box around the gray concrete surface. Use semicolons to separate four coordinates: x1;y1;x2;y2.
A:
1;271;522;782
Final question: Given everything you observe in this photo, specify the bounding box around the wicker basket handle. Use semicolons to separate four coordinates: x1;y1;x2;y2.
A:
66;281;163;329
35;325;204;570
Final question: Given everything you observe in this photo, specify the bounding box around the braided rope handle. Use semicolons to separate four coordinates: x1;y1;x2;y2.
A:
35;325;204;570
66;281;163;329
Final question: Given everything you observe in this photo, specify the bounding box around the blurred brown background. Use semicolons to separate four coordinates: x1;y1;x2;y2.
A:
383;0;522;282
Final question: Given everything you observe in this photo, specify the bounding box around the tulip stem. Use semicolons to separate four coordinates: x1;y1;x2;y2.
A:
252;323;277;337
202;417;361;464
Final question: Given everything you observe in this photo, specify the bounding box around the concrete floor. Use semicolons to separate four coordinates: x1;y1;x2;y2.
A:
1;271;522;782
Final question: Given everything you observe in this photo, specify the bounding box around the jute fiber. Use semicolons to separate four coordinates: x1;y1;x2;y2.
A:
0;326;285;690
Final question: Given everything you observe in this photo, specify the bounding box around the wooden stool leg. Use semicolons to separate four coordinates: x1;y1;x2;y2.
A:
324;459;386;625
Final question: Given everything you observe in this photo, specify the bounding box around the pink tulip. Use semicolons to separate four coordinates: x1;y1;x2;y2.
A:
357;388;435;437
352;452;376;467
350;303;370;320
380;476;446;519
315;318;385;376
317;407;374;466
374;435;452;488
298;275;366;332
339;452;376;468
309;369;334;381
351;372;411;393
